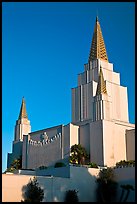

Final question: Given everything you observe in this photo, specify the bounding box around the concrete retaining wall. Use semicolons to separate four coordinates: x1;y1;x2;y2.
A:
2;166;135;202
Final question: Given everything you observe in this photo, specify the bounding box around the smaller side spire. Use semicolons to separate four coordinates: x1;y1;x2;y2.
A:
18;97;28;119
96;66;107;95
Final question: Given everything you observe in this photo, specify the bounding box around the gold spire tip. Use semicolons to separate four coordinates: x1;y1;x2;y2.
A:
89;16;108;62
18;97;28;119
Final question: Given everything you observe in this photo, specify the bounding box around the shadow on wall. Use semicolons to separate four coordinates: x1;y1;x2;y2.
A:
114;167;135;202
69;166;98;202
50;167;98;202
20;166;135;202
21;176;51;202
22;184;29;202
21;177;44;202
115;180;135;202
21;166;98;202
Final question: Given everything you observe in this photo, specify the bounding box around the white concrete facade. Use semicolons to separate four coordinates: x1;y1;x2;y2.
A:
72;59;129;123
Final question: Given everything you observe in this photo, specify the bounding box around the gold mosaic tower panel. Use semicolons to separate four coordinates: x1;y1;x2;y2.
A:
96;66;107;95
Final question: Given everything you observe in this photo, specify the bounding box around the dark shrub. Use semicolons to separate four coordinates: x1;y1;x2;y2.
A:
54;162;66;168
116;160;135;167
21;177;44;202
64;189;79;202
39;166;47;170
88;162;98;168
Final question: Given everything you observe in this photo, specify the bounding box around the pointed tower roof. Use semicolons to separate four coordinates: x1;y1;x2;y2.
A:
18;97;28;119
96;66;107;95
89;16;108;62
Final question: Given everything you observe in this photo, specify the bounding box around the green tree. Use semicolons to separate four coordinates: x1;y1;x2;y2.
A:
88;162;98;168
5;156;22;173
21;177;44;202
64;190;79;202
70;144;88;165
96;167;118;202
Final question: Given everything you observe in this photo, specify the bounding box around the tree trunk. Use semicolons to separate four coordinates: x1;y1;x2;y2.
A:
80;156;85;165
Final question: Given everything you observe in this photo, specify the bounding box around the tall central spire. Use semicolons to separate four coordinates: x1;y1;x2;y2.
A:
89;16;108;62
18;97;28;119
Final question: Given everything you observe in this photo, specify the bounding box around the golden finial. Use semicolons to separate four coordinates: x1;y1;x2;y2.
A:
18;97;28;119
89;17;108;62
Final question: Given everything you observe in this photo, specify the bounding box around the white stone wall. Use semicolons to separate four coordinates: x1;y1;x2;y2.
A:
79;123;90;154
2;174;34;202
71;87;81;123
29;125;62;141
2;166;135;202
72;81;97;123
102;120;135;167
111;84;129;122
22;125;63;169
113;121;134;165
89;120;104;165
62;124;70;158
125;129;135;161
22;135;30;169
27;136;62;169
78;71;86;86
14;118;31;141
102;120;115;166
22;123;79;169
2;167;99;202
69;123;79;148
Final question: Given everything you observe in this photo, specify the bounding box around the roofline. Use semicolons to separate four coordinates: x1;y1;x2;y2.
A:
29;124;63;135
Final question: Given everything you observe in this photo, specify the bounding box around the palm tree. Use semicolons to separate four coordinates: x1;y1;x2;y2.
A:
119;184;134;202
96;167;118;202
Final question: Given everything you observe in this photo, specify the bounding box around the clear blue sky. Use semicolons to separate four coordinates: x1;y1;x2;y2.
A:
2;2;135;172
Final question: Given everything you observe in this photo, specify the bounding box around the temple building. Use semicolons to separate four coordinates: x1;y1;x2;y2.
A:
7;16;135;169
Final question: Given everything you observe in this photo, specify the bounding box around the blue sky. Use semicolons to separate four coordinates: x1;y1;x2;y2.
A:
2;2;135;172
